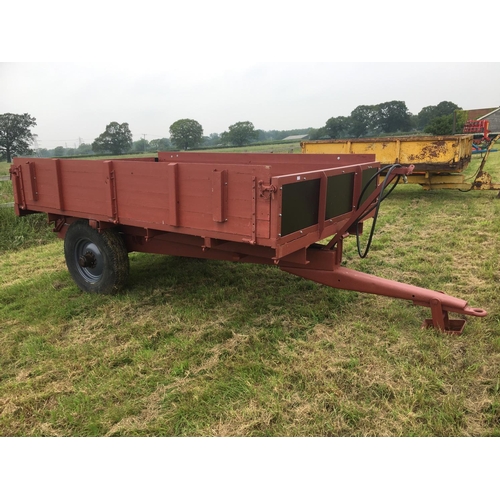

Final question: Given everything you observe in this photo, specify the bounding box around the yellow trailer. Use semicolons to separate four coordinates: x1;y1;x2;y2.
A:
302;135;472;172
301;135;500;192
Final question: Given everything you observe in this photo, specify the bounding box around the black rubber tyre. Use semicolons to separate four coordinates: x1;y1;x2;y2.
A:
64;220;130;294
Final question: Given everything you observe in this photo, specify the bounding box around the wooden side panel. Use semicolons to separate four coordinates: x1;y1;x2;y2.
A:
19;159;109;216
112;161;169;224
110;160;271;241
56;160;109;216
175;165;260;237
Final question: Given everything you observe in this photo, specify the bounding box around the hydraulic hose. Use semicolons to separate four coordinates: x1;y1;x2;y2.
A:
355;164;402;258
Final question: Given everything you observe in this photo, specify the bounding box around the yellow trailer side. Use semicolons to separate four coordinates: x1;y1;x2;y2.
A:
301;135;473;173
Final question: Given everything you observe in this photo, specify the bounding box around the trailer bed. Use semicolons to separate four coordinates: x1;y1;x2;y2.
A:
11;152;378;261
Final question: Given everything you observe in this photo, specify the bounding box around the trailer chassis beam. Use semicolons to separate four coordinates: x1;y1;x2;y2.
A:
280;246;487;335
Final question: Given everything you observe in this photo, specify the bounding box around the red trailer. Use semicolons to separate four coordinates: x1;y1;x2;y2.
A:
9;152;487;334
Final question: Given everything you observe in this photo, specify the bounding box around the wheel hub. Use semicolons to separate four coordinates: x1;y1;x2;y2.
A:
78;251;97;268
74;239;104;284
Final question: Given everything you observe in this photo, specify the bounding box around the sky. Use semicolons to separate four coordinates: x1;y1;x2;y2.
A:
2;62;499;149
2;1;499;150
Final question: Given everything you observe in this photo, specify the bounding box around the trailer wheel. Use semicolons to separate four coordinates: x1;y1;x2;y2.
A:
64;220;129;294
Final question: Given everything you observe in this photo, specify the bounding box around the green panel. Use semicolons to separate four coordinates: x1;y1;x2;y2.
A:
360;168;379;206
281;179;320;236
325;173;354;219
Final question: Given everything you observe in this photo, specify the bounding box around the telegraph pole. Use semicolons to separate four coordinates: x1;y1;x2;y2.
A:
33;134;41;157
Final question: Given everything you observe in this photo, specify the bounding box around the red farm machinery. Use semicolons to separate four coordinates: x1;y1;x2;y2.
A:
463;119;491;144
9;152;487;334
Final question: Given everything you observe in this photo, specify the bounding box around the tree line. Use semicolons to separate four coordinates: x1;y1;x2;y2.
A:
309;100;465;140
0;100;468;161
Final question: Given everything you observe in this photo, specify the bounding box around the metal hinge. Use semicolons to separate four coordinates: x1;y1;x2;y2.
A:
258;180;277;197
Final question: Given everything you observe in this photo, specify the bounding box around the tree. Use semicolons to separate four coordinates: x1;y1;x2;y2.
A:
149;138;171;151
324;116;351;139
256;130;269;141
54;146;65;157
455;109;468;133
0;113;37;162
169;119;203;150
375;100;412;133
349;105;378;137
425;109;467;136
417;101;460;129
77;143;93;156
132;138;149;153
308;127;327;140
92;122;133;155
417;106;436;129
221;121;259;147
424;116;453;135
202;133;220;147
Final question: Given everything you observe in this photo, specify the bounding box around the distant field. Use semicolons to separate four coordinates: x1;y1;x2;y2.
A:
1;149;499;436
194;142;302;154
0;142;302;175
0;161;11;176
0;173;12;204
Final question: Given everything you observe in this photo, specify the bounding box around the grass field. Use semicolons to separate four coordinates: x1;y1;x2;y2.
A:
1;150;499;436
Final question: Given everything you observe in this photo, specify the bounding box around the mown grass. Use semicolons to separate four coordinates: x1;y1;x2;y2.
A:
1;152;499;436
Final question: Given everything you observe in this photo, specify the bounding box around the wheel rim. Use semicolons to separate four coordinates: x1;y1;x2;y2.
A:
74;238;104;284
